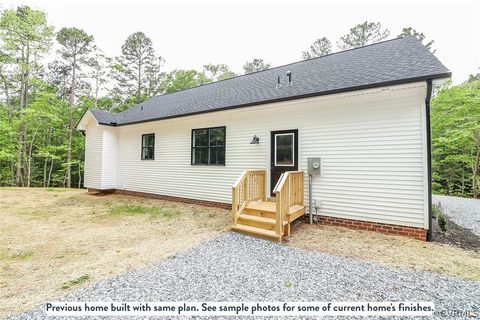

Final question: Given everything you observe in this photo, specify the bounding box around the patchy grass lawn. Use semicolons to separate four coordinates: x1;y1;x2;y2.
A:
0;188;230;317
288;223;480;281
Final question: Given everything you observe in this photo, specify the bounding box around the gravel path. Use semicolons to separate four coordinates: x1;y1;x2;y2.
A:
10;232;480;320
433;195;480;236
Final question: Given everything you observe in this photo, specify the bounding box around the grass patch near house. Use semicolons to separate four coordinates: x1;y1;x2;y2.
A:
45;188;73;192
288;223;480;281
107;203;183;219
11;249;34;260
0;249;34;261
62;275;90;289
0;188;230;317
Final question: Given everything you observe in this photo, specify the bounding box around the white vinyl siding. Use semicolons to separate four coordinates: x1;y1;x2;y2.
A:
91;82;428;229
101;126;118;189
84;120;103;189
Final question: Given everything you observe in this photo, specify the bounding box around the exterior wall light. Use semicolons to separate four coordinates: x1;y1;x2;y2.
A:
250;135;260;144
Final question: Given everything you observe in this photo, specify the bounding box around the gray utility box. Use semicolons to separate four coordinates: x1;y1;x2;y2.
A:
308;157;321;176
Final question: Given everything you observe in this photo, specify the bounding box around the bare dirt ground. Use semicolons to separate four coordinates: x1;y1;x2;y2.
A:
287;221;480;281
0;188;230;317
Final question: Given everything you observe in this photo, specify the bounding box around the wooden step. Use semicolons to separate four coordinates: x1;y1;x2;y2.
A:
231;224;281;242
237;214;287;230
289;205;305;221
244;200;276;218
244;201;305;220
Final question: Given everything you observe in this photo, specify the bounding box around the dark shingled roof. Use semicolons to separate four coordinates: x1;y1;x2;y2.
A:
89;36;450;126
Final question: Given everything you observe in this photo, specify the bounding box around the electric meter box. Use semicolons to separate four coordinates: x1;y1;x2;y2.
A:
308;157;321;176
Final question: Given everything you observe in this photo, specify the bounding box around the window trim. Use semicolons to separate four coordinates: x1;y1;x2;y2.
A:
141;133;155;160
191;126;226;166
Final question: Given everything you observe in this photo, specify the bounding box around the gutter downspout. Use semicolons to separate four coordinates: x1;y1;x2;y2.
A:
425;79;433;241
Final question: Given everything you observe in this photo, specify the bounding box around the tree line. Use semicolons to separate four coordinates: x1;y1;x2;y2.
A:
0;6;478;198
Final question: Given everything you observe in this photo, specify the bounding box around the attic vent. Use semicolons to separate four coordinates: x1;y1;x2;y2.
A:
276;76;281;89
287;71;292;86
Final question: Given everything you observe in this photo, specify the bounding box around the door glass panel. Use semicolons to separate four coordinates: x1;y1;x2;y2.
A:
275;133;294;166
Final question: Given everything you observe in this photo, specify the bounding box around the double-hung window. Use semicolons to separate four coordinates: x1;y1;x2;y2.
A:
141;133;155;160
191;126;225;165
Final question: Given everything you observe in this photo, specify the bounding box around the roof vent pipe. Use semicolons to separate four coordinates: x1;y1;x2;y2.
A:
287;71;292;85
276;76;281;89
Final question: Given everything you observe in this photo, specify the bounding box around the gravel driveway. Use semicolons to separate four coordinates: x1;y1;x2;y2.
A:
10;232;480;320
433;195;480;236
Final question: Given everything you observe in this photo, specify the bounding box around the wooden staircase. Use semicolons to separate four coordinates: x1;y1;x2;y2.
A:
231;170;305;242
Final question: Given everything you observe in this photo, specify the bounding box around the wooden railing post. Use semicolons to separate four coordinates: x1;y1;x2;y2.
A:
262;172;266;201
232;186;238;225
273;170;305;241
244;173;249;202
275;189;282;237
232;169;267;225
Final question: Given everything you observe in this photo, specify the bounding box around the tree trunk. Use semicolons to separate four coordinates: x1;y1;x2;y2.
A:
66;57;76;188
47;158;54;188
15;137;23;186
137;60;142;103
15;46;28;187
94;68;99;109
43;128;51;187
26;127;39;187
473;145;480;199
77;158;82;189
43;157;48;188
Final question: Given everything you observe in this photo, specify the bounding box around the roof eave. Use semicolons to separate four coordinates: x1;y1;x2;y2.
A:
76;109;96;131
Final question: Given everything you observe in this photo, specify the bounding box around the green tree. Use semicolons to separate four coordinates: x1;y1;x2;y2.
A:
302;37;332;59
243;58;270;74
56;27;94;188
0;50;14;114
0;104;16;184
337;21;390;50
467;72;480;83
431;80;480;198
398;27;435;53
86;50;112;109
111;32;164;106
162;69;210;94
203;63;236;81
0;6;54;186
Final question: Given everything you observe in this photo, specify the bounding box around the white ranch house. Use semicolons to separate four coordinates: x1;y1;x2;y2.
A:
77;37;450;241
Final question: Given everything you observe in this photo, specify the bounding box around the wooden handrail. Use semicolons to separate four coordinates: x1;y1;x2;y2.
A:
232;169;267;225
274;171;304;238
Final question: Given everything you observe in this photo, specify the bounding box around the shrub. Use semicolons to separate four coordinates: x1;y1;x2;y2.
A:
437;211;447;232
432;202;443;218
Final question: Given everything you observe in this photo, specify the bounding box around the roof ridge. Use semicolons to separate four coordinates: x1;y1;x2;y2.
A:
120;36;411;114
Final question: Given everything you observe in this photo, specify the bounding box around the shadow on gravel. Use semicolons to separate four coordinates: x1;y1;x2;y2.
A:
433;216;480;252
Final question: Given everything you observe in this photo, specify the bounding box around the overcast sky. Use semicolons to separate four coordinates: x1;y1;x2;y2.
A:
1;0;479;83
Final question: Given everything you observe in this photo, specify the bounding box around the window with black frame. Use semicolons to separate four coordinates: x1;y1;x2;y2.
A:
141;133;155;160
191;127;225;165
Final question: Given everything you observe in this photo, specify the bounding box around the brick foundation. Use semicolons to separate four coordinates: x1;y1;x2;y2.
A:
87;188;427;240
318;215;427;241
88;188;231;210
